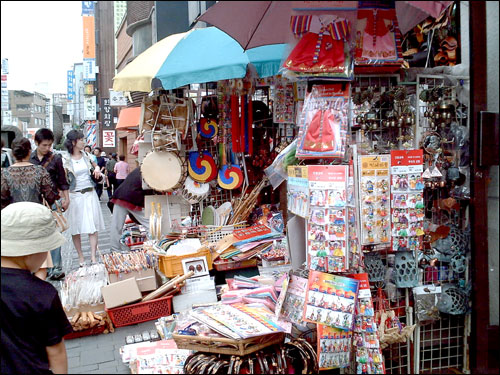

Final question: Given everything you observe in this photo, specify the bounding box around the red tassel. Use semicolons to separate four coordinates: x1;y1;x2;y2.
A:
231;95;240;153
248;98;253;156
240;95;246;153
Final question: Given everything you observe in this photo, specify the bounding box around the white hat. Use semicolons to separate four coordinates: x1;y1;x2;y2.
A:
1;202;66;257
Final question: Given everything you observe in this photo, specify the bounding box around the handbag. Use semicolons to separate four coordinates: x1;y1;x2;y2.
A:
43;198;69;233
90;166;104;184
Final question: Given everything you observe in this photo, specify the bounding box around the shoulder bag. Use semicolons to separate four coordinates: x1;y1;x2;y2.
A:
43;198;69;232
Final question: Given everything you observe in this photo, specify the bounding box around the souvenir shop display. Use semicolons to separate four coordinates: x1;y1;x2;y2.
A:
73;3;475;372
304;271;359;330
390;149;425;252
296;84;350;159
286;165;309;218
358;155;391;245
307;165;349;273
279;274;309;325
272;79;295;123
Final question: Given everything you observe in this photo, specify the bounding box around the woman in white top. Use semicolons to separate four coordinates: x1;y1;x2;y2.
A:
62;130;105;266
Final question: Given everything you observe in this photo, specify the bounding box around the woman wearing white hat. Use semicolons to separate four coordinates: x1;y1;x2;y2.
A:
1;202;73;374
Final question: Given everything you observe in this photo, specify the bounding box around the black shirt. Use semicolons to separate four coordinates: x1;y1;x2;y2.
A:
30;151;70;192
1;267;73;375
111;167;154;209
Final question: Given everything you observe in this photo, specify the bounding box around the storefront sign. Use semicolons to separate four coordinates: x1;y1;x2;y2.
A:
82;16;95;59
109;89;127;106
102;130;115;148
67;70;74;100
81;1;94;16
83;58;96;81
84;82;95;95
101;98;112;127
84;96;96;120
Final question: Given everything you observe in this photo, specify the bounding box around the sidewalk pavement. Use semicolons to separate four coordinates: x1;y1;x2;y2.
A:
49;191;160;374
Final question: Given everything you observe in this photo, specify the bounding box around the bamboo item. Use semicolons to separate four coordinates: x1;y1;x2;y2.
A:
141;271;194;302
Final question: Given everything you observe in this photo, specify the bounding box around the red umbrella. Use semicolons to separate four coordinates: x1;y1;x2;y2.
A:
198;1;453;50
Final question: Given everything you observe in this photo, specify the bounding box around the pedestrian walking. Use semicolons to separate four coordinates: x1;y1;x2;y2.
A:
105;152;118;199
92;147;106;200
30;128;70;281
62;130;105;266
109;167;154;252
1;137;59;280
114;154;130;188
1;202;72;375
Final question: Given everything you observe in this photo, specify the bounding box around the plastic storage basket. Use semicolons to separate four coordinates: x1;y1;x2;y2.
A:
106;295;173;327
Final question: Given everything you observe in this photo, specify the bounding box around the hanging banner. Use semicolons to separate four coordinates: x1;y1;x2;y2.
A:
101;98;112;128
102;130;115;148
84;96;96;120
82;16;95;59
83;58;96;81
67;70;74;100
109;89;127;106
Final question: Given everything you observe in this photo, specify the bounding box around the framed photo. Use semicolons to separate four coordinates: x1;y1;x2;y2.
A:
181;256;209;277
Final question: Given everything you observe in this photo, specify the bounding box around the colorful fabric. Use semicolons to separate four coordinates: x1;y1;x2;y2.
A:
290;15;313;37
327;19;351;41
284;32;345;73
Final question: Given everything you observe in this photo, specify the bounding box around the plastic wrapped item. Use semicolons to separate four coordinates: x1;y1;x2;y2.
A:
60;264;108;311
413;285;441;322
264;139;298;189
296;84;350;160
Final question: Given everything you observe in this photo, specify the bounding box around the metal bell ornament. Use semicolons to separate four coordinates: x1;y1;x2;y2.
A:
437;283;468;315
364;252;386;282
394;251;419;288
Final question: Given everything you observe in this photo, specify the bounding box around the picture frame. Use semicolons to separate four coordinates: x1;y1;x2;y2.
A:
181;256;209;277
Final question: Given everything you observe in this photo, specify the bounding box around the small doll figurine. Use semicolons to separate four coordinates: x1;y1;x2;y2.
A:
378;206;388;217
399;175;409;189
399;224;408;237
415;193;425;209
367;230;375;243
409;175;417;189
416;176;425;190
380;218;389;228
416;208;425;219
333;191;345;206
364;205;374;218
409;225;417;237
393;210;400;223
380;229;389;242
365;180;374;194
400;195;407;207
377;179;389;193
409;210;417;222
379;193;388;205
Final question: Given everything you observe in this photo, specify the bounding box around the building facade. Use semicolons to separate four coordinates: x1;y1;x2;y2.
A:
8;90;49;135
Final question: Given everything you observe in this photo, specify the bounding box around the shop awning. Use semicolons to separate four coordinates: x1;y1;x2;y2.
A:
116;107;141;131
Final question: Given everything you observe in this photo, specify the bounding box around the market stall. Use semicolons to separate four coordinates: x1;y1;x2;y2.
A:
61;2;474;374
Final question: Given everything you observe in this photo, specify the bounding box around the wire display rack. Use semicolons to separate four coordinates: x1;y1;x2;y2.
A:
413;74;471;374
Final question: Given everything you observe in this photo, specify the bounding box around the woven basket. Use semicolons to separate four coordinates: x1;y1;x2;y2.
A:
172;332;284;356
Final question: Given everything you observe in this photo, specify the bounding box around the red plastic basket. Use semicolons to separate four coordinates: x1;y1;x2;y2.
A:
106;295;173;327
64;325;107;340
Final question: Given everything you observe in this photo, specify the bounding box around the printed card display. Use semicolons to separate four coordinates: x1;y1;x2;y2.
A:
318;325;352;369
196;303;285;339
358;155;391;245
287;166;309;218
307;165;349;273
280;274;309;324
390;150;425;251
304;271;359;330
